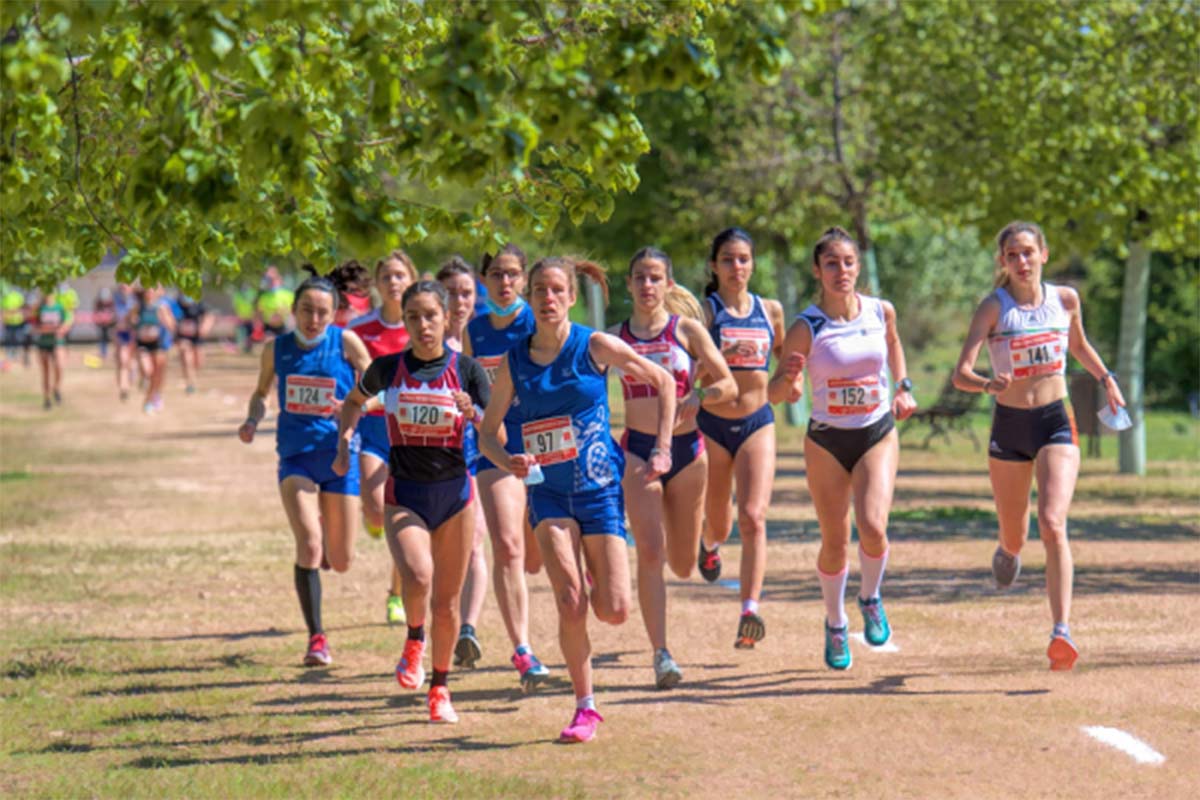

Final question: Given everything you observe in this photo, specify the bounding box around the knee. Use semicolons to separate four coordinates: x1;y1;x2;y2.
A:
738;507;767;539
595;603;628;626
856;519;888;549
667;553;694;579
1039;515;1069;546
492;532;524;567
558;589;589;626
820;539;851;566
637;541;665;572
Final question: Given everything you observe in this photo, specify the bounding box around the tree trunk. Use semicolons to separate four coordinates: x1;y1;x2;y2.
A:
772;235;807;427
1116;240;1150;475
585;277;605;331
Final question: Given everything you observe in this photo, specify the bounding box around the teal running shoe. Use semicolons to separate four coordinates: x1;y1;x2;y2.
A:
653;648;683;690
824;622;852;670
857;596;892;646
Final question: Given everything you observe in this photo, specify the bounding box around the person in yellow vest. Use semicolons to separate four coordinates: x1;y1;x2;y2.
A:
233;287;257;354
3;285;26;363
256;267;295;339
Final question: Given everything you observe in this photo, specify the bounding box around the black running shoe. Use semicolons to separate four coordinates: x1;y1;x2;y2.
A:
698;542;722;583
735;612;765;649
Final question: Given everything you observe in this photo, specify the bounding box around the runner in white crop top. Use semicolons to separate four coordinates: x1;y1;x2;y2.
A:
953;221;1127;673
803;295;892;429
768;227;918;671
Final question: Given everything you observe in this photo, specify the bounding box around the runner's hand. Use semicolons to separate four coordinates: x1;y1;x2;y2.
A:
893;390;918;421
783;352;806;380
453;391;474;420
509;453;536;479
238;419;256;443
986;373;1012;395
331;444;350;477
646;448;672;481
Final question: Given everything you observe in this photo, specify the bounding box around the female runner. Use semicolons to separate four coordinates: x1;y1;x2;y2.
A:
33;289;72;409
769;227;918;670
175;292;213;394
238;274;371;666
346;251;416;625
610;247;736;687
437;257;491;669
953;221;1125;671
480;256;675;742
695;228;786;649
464;244;551;690
334;280;488;723
129;286;176;414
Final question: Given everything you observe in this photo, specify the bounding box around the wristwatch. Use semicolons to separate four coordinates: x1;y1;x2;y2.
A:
896;377;913;393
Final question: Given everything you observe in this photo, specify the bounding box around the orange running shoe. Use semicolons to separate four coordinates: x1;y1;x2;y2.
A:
428;685;458;724
1048;625;1078;671
396;638;427;689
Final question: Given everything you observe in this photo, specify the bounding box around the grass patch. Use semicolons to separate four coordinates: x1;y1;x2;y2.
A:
0;469;32;482
3;652;89;680
891;506;993;523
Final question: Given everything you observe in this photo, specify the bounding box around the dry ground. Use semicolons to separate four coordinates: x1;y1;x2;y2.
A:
2;348;1198;799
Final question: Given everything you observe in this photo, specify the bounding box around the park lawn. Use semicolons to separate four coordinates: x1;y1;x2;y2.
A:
1;349;1197;799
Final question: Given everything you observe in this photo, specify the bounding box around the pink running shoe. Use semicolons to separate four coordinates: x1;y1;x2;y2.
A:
303;633;332;667
559;707;603;743
396;638;427;689
428;685;458;724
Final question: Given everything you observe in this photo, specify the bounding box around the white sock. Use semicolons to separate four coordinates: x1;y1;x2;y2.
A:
741;598;759;616
858;544;889;601
576;694;596;711
818;565;849;628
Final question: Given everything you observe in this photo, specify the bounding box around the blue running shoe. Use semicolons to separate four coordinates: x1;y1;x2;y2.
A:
454;624;482;669
512;647;549;692
857;596;891;646
824;622;852;670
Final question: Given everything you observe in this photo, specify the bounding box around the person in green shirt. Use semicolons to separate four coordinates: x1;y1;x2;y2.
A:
33;290;72;409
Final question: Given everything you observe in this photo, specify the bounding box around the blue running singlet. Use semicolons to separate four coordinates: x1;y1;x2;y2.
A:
274;327;356;459
507;323;624;494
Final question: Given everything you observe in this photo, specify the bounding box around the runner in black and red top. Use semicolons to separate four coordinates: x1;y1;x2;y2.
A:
334;280;489;725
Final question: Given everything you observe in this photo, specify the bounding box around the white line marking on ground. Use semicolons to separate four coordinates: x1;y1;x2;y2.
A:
716;579;740;591
1081;726;1166;765
849;633;900;653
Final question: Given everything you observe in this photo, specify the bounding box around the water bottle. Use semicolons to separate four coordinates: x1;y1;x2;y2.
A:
1097;405;1132;432
523;462;545;486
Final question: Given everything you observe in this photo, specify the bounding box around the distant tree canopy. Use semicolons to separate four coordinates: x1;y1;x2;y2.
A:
0;0;813;292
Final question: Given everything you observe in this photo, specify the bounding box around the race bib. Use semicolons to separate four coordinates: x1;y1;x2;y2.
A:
478;355;503;387
522;416;578;466
720;327;770;368
136;323;160;343
623;341;673;387
285;374;336;415
826;376;883;416
1009;332;1066;379
179;319;198;337
392;391;458;437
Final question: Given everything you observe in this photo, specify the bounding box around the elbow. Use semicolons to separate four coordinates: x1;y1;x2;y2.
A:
951;368;970;392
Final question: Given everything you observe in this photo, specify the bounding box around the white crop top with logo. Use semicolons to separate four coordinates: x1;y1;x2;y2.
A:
986;283;1070;380
801;295;890;430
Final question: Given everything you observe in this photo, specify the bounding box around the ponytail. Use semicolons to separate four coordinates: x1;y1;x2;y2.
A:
528;256;609;304
665;284;704;322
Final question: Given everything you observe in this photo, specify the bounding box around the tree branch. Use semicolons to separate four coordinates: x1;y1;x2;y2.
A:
65;47;124;249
